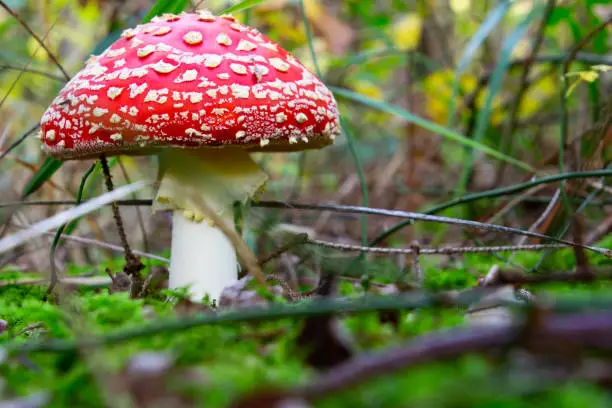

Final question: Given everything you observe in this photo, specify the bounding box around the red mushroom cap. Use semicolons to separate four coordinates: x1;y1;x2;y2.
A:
40;11;341;159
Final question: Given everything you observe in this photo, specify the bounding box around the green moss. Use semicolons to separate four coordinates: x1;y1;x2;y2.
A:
0;246;609;407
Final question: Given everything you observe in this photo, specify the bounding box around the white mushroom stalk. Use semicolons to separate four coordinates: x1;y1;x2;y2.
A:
154;149;268;301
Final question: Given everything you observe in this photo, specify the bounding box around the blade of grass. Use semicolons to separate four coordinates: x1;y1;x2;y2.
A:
298;0;368;271
331;86;533;172
21;157;63;198
0;181;150;254
341;119;369;272
447;0;511;127
341;48;440;72
298;0;322;78
50;163;97;260
456;5;544;197
65;157;118;236
221;0;270;14
0;124;39;161
141;0;189;23
289;0;324;199
370;169;612;246
48;162;97;293
0;0;69;80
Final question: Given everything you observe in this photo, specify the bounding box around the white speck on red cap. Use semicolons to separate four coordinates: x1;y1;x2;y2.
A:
40;10;340;159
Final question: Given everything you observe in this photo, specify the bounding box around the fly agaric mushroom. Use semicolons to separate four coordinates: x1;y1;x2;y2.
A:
39;11;341;301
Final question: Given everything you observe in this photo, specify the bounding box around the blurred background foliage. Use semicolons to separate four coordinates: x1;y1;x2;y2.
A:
1;0;612;406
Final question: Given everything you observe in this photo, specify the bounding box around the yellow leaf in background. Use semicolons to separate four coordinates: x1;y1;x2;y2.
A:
564;70;599;97
351;80;383;101
509;0;532;18
119;156;139;176
362;109;391;127
450;0;471;13
519;74;555;119
260;10;308;44
294;38;331;74
579;71;599;82
423;70;453;93
422;69;505;125
207;0;232;11
475;92;505;126
593;64;612;72
252;0;287;11
427;98;451;125
75;0;101;23
511;38;531;59
490;107;504;126
563;65;610;97
303;0;324;20
391;13;422;51
422;70;453;123
362;39;387;52
459;75;478;92
26;36;48;62
519;98;539;119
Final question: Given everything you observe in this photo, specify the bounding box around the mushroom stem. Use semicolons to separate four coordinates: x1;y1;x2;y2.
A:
169;212;237;301
155;148;268;302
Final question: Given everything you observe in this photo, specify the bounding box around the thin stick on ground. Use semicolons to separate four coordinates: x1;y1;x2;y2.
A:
99;155;144;295
0;63;66;82
485;184;550;225
9;220;169;263
117;158;150;256
0;0;70;80
0;124;40;161
504;188;562;267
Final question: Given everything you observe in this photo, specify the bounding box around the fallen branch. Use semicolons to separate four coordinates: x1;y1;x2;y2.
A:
233;311;612;405
9;290;612;355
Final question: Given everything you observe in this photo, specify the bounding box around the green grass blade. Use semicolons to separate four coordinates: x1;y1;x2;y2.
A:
64;157;118;236
456;1;512;73
368;169;612;246
341;48;441;72
341;119;369;244
50;162;97;255
141;0;189;23
331;86;533;172
298;0;321;78
447;1;511;127
221;0;270;14
21;156;63;198
456;5;544;196
288;0;325;201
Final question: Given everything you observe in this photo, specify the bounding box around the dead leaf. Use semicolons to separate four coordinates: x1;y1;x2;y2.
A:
106;269;132;294
175;297;215;316
218;277;284;310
